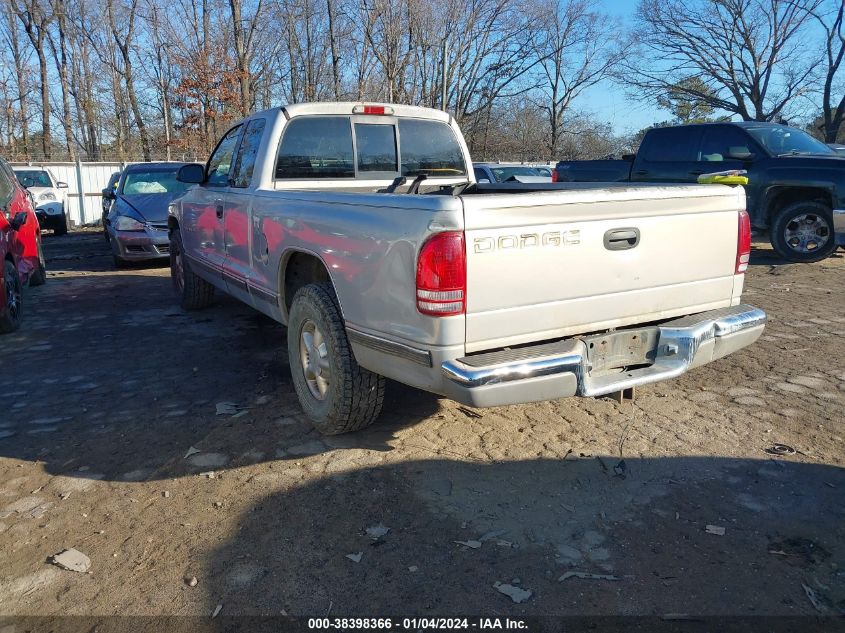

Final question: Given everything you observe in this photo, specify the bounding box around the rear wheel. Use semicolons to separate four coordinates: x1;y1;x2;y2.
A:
29;241;47;286
288;283;385;435
0;260;22;333
770;201;836;263
170;226;214;310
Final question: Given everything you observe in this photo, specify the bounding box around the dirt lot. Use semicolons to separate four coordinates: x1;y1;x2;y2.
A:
0;230;844;621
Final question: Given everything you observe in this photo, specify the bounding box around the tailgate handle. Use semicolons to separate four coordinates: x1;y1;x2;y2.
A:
604;228;640;251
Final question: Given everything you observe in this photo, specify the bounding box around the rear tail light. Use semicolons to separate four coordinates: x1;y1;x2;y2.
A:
736;209;751;273
551;169;558;183
416;232;466;316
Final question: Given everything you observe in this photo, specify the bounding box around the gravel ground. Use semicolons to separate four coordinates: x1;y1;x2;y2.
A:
0;230;843;619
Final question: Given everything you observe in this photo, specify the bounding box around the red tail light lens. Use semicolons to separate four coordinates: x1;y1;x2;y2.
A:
551;169;558;183
736;209;751;273
416;232;466;316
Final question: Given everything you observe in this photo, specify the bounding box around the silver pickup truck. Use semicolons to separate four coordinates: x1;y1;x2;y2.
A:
168;102;766;434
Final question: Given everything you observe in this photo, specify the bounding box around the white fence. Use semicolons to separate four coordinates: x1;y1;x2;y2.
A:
10;161;185;227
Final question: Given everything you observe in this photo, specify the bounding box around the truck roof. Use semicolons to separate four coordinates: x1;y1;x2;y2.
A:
252;102;451;123
658;121;789;130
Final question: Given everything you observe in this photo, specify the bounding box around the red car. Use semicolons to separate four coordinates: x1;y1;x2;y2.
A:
0;156;45;333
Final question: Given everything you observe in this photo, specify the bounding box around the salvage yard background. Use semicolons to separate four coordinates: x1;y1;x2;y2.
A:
0;231;843;616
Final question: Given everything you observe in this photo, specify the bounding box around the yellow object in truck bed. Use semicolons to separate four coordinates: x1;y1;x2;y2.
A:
697;170;749;186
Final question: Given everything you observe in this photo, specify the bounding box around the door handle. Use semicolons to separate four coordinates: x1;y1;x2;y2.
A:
604;228;640;251
633;170;649;177
216;203;224;219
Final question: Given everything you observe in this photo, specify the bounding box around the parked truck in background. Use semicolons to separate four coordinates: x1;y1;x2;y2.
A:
168;102;765;435
554;122;845;263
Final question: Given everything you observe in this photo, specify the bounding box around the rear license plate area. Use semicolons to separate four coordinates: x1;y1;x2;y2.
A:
584;327;660;373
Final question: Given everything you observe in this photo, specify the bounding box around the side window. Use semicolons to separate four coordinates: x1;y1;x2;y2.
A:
355;123;397;173
232;118;266;188
0;161;14;210
276;117;354;179
698;127;755;162
641;128;702;162
398;119;466;177
207;125;242;186
473;168;487;181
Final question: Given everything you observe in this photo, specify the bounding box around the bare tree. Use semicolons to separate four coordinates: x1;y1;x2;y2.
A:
47;0;75;158
105;0;151;160
0;0;30;157
229;0;264;115
11;0;53;158
532;0;625;157
625;0;822;121
812;0;845;141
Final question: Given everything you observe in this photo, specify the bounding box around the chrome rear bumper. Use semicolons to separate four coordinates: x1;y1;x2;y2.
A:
834;208;845;246
441;304;766;408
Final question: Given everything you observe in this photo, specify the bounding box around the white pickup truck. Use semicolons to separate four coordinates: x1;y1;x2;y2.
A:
168;102;766;434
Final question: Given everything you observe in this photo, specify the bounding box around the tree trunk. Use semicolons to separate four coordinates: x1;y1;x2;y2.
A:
326;0;341;99
37;50;51;158
49;0;75;159
229;0;252;116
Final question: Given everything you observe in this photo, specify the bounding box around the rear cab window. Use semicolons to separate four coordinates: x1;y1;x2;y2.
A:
276;117;354;179
275;115;465;182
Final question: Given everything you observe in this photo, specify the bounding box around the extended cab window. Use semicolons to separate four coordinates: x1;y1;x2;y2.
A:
276;117;354;179
355;123;397;173
207;125;242;186
698;127;755;161
641;127;702;162
399;119;465;176
232;118;266;187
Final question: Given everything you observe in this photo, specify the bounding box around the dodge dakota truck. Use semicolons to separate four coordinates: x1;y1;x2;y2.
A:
168;102;766;435
554;122;845;263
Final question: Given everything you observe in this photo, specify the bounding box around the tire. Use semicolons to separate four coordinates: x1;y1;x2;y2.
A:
170;226;214;310
29;241;47;287
770;201;837;263
54;213;68;236
287;283;385;435
0;260;22;333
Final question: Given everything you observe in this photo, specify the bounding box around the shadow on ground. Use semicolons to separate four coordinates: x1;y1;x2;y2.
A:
0;232;440;481
196;455;845;617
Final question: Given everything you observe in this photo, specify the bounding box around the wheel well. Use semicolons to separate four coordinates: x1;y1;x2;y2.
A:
767;187;832;224
281;251;331;314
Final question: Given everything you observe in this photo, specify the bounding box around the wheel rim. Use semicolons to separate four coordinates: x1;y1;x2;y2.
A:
5;269;20;322
299;319;331;400
783;213;830;254
172;243;185;294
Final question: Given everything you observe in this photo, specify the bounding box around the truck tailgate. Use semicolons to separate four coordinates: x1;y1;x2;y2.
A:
461;184;745;353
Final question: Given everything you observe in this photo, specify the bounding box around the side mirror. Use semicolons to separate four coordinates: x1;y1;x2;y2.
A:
477;178;490;184
56;181;68;189
622;153;636;162
177;164;206;184
102;188;116;199
10;211;27;231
